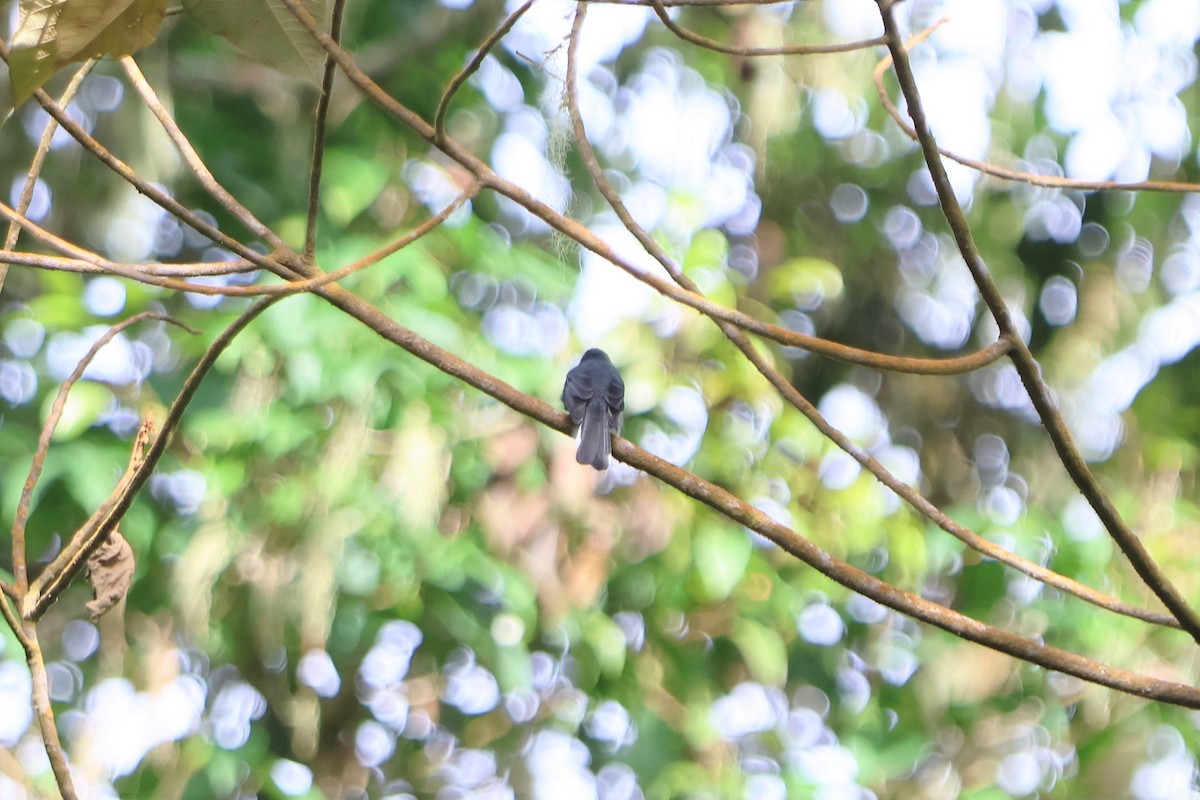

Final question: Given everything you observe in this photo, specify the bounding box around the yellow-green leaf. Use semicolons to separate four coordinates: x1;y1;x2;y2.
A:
8;0;165;108
181;0;328;84
56;0;166;61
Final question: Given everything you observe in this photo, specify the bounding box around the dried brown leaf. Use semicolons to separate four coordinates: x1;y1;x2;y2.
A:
85;530;135;619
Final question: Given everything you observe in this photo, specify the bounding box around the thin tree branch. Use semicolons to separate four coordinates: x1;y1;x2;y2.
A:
0;249;256;278
10;313;188;597
1;189;473;298
435;0;536;145
304;0;348;260
1;59;95;297
22;625;77;799
650;0;885;56
119;57;291;255
871;20;1200;195
875;0;1200;643
24;298;280;620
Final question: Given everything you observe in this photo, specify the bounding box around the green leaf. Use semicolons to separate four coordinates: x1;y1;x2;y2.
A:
8;0;165;107
320;149;390;225
584;611;627;678
692;525;752;602
56;0;165;61
730;619;787;686
767;256;844;306
181;0;328;84
44;381;111;441
5;42;56;110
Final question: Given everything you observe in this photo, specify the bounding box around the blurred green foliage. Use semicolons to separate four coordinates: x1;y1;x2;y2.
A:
3;1;1200;799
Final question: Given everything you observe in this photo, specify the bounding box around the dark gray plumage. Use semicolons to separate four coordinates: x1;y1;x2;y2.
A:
561;348;625;470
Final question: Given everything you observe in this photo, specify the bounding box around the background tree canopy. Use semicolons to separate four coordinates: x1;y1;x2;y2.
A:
3;0;1200;798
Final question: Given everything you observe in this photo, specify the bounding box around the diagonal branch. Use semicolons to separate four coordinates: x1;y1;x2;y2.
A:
23;298;280;620
874;0;1200;643
435;0;536;145
10;312;190;596
650;0;885;56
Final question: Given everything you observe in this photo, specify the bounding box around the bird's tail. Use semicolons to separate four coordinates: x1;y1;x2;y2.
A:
576;399;611;470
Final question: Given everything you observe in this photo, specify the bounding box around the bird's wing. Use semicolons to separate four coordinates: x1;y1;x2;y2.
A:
562;368;595;423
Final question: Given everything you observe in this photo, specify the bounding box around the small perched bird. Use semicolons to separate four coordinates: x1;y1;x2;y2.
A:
561;348;625;471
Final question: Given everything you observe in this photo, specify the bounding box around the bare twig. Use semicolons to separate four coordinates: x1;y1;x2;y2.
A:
434;0;536;144
24;298;280;620
304;0;349;260
875;0;1200;642
23;626;78;799
1;189;473;298
1;59;96;297
871;20;1200;195
10;312;189;596
120;57;290;255
650;0;886;56
0;248;256;278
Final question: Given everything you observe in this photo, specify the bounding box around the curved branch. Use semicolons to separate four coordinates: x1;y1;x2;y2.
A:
650;0;885;56
435;0;535;144
10;312;191;596
24;298;280;620
2;189;473;297
871;19;1200;195
875;0;1200;643
120;57;291;255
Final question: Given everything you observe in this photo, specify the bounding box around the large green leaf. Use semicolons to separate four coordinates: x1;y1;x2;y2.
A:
180;0;328;84
7;0;165;106
56;0;165;61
